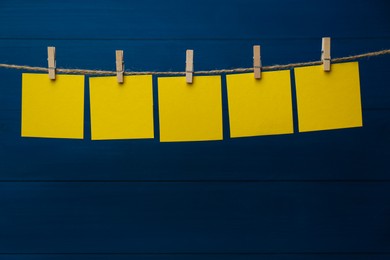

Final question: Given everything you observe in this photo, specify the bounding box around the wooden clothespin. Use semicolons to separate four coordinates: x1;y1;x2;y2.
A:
321;37;331;72
47;46;56;80
186;49;194;84
116;50;124;83
253;45;261;79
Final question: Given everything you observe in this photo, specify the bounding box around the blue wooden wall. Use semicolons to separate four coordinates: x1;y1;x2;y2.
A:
0;0;389;259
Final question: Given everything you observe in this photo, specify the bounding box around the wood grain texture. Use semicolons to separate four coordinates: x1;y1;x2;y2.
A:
47;46;56;79
321;37;331;71
0;0;389;259
186;49;193;83
115;50;124;83
253;45;261;78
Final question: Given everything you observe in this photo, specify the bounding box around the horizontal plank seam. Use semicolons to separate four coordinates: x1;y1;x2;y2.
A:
0;180;390;183
0;36;390;41
0;252;389;255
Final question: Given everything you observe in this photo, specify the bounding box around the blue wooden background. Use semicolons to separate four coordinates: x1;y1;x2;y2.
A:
0;0;389;259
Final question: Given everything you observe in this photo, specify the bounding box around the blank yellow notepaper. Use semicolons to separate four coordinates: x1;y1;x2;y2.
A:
89;75;154;140
294;62;362;132
21;73;84;139
158;76;223;142
226;71;293;137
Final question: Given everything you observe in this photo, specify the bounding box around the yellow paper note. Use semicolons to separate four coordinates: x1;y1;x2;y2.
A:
294;62;362;132
89;75;154;140
21;73;84;139
158;76;223;142
226;71;294;138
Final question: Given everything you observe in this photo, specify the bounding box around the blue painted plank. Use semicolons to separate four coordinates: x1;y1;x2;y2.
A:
0;0;389;39
0;182;389;253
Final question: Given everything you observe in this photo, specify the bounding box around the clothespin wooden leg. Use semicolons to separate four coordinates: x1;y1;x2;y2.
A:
47;46;56;80
321;37;331;72
116;50;124;83
186;49;194;84
253;45;261;79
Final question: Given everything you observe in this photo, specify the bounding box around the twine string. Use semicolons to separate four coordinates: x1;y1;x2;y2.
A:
0;49;388;76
